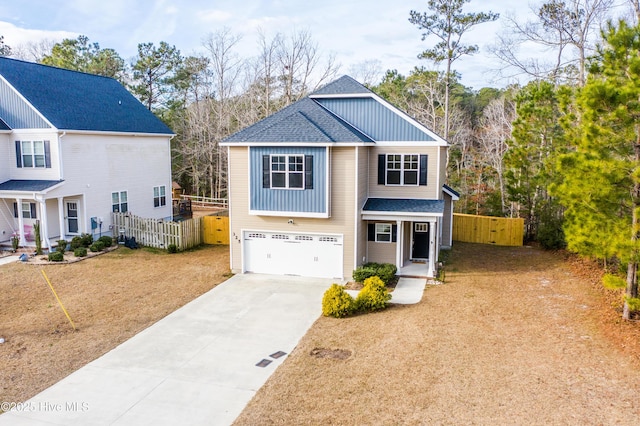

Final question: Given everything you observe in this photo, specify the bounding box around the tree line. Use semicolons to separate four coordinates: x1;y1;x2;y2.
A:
1;0;640;319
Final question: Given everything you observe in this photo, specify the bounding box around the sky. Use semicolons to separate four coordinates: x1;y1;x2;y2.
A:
0;1;634;90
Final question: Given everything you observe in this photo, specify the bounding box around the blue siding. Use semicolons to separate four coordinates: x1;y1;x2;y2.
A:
250;147;326;214
0;78;50;129
317;98;435;142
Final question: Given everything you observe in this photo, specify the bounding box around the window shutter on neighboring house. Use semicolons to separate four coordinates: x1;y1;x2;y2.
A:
304;155;313;189
419;155;428;186
15;141;22;168
262;155;270;188
13;202;17;218
368;223;375;241
392;224;397;242
30;203;36;218
44;140;51;168
378;154;385;185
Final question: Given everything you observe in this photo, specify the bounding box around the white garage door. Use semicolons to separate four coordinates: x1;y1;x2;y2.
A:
243;231;343;279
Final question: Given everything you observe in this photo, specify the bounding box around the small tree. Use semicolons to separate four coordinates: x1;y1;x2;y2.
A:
34;220;42;255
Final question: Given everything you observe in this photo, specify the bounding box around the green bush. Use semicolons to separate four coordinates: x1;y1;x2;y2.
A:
70;236;84;250
352;262;397;285
74;247;87;257
167;244;178;253
355;276;391;312
98;236;114;247
56;240;67;253
48;251;64;262
81;233;93;248
322;284;356;318
89;241;105;252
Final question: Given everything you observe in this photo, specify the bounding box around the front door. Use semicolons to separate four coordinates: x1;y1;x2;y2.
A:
66;201;79;235
412;222;429;259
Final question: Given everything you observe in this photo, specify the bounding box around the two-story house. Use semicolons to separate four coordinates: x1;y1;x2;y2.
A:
221;75;458;280
0;57;174;251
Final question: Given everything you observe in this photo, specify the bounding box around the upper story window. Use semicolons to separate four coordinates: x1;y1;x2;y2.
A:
263;154;313;190
112;191;128;213
15;140;51;168
153;185;166;207
378;154;427;186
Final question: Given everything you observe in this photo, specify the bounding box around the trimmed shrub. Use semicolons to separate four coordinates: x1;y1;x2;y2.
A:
322;284;356;318
355;276;391;312
352;262;397;285
98;236;114;247
89;241;105;252
56;240;67;253
70;236;84;250
74;247;87;257
80;233;93;248
48;251;64;262
167;244;178;254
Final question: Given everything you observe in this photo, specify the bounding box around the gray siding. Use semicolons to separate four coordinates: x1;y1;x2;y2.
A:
317;98;434;142
250;146;327;214
0;78;50;129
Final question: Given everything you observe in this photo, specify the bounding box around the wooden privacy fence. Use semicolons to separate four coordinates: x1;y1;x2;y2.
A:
112;213;203;250
452;213;524;246
112;213;230;249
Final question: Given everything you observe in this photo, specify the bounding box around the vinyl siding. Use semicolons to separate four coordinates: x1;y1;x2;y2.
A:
229;146;357;279
0;135;9;182
442;193;454;247
440;146;448;198
249;146;326;214
367;240;396;265
368;146;440;199
0;78;50;129
355;146;369;268
317;97;435;141
9;130;61;181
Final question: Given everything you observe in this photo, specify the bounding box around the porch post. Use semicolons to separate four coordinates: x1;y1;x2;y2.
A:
396;220;402;269
57;197;65;241
38;199;51;250
16;198;26;246
428;221;437;277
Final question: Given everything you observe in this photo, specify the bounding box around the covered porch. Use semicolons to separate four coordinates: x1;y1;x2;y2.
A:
362;198;444;278
0;180;83;251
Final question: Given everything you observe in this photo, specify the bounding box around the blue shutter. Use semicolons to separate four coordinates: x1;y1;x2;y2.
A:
419;155;428;186
15;141;22;168
368;223;375;241
13;202;18;218
378;154;385;185
304;155;313;189
262;155;270;188
30;203;36;219
392;224;397;242
44;140;51;168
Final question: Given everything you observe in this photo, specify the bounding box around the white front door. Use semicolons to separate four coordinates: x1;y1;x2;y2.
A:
65;201;79;235
243;231;343;279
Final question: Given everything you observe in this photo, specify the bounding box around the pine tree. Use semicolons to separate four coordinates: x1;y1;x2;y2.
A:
556;20;640;319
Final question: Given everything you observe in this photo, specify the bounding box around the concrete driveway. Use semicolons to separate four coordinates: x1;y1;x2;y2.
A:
0;274;334;426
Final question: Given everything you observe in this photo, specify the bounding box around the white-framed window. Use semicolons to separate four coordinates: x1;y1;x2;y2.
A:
386;154;418;186
375;223;392;242
112;191;128;213
153;185;166;207
13;202;36;219
271;154;304;189
22;141;45;168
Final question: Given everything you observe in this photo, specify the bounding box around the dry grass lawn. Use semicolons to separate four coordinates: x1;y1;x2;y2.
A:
0;244;229;407
234;243;640;425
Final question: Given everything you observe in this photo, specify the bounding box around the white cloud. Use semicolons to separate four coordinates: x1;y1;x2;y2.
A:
0;21;76;47
199;9;233;23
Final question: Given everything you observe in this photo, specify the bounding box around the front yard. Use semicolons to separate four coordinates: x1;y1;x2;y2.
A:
0;245;230;406
234;243;640;425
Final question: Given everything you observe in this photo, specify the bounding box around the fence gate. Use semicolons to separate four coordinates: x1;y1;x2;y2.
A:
202;216;229;244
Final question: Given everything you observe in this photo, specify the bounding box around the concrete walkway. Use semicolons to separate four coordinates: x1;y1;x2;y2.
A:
0;274;426;426
0;255;19;266
345;277;427;304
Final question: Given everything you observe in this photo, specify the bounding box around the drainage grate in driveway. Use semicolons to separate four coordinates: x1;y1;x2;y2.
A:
270;351;286;359
255;358;272;367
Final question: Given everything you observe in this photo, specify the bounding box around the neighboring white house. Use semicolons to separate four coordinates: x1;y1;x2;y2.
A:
0;57;174;250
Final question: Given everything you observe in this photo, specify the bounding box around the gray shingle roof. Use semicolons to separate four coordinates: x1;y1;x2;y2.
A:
0;179;64;192
223;97;373;143
363;198;444;214
0;117;9;130
443;184;460;198
311;75;371;96
0;57;173;135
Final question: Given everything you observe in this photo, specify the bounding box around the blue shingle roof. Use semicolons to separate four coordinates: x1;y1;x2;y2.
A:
0;57;173;135
223;97;373;143
363;198;444;214
0;179;64;192
443;184;460;198
311;75;371;96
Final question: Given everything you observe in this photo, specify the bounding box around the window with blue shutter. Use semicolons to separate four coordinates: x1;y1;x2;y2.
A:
378;153;427;186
